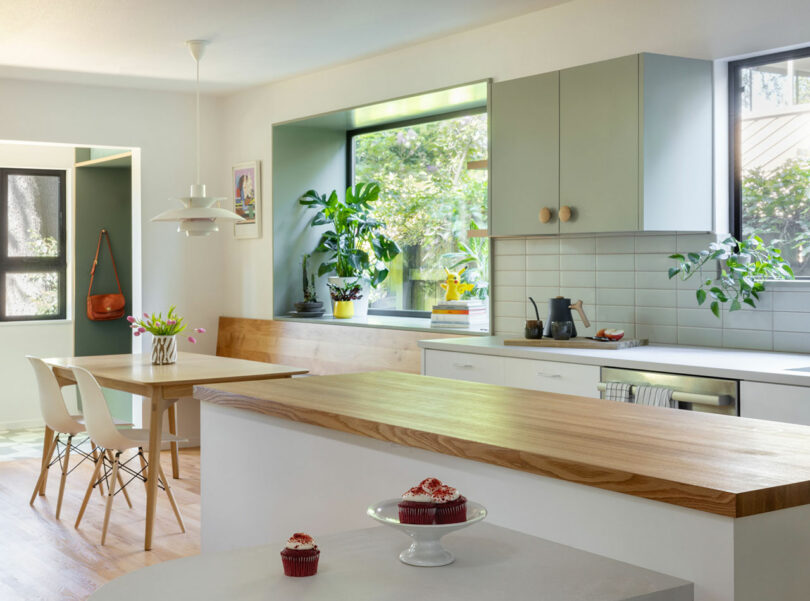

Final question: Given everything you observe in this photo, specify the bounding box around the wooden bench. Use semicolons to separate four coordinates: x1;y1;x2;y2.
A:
215;317;462;375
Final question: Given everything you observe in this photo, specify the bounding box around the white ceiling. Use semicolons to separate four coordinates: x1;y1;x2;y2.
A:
0;0;567;93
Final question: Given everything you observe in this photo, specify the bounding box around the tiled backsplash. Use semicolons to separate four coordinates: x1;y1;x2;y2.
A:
492;233;810;353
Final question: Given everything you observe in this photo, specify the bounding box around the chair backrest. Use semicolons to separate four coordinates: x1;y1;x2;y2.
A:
71;366;134;451
26;356;85;435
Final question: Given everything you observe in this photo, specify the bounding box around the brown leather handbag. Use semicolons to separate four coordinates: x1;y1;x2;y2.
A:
86;229;126;321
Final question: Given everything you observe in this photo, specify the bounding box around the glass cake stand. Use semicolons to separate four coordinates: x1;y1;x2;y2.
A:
366;498;487;567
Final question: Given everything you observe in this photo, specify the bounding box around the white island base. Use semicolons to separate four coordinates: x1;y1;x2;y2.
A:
201;401;810;601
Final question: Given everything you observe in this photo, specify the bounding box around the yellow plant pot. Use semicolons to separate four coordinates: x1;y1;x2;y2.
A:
334;300;354;319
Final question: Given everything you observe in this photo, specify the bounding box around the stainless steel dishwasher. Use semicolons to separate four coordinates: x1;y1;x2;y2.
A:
599;367;739;416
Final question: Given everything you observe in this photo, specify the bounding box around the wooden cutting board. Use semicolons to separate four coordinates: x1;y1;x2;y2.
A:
503;337;648;349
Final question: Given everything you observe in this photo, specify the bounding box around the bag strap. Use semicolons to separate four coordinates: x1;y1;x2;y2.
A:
88;229;123;296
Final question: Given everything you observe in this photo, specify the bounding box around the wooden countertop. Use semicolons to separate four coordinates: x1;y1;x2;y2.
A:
195;371;810;518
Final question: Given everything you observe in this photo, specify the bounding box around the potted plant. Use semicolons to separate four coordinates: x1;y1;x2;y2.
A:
127;306;206;365
327;281;363;319
442;220;490;301
298;182;400;318
668;234;794;317
294;254;324;314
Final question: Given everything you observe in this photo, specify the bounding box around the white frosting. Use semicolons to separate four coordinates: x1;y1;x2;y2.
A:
285;534;316;550
401;487;433;503
432;486;460;503
419;477;443;493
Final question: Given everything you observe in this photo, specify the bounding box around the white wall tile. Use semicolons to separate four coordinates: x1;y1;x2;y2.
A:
773;332;810;354
635;306;676;326
597;305;634;323
526;238;559;254
526;254;559;270
596;254;635;270
635;234;676;253
722;309;772;331
773;311;810;333
773;291;810;312
559;287;596;304
560;271;595;288
677;308;718;328
559;237;596;254
676;233;719;252
596;235;635;254
635;271;676;290
596;271;635;289
494;301;526;319
526;271;560;287
597;288;635;306
494;270;525;287
493;238;526;255
493;316;524;336
493;285;525;302
635;289;675;307
635;254;676;271
722;328;773;351
494;254;525;271
526;287;560;304
678;326;723;347
560;254;596;270
636;324;677;344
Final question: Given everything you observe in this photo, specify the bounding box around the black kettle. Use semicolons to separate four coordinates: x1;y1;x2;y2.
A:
543;296;591;339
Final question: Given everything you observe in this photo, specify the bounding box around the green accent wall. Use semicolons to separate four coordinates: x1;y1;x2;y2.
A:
74;157;132;420
271;125;346;317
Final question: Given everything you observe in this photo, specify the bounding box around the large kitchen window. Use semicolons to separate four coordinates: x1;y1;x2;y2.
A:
730;46;810;277
0;168;67;320
348;109;489;316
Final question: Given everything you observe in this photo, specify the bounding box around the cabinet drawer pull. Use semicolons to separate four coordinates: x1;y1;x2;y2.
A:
537;372;562;378
559;205;572;222
539;207;553;223
453;363;475;369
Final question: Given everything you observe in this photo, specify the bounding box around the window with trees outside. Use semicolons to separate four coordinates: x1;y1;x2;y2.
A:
0;168;67;320
349;109;489;316
730;46;810;277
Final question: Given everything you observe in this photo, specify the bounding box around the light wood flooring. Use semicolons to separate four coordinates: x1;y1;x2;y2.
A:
0;447;201;600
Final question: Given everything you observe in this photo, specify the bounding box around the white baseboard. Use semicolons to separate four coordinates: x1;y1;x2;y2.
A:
0;417;44;431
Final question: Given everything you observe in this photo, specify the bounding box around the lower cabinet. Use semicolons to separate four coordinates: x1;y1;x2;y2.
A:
740;381;810;426
423;350;600;398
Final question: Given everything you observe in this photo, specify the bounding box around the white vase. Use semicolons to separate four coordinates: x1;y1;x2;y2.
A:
328;276;370;318
151;335;178;365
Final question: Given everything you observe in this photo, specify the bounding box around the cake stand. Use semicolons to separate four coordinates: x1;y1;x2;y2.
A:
366;498;487;567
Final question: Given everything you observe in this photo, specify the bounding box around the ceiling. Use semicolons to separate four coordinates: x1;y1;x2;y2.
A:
0;0;567;93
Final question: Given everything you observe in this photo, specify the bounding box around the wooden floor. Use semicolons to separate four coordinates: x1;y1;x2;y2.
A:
0;447;201;601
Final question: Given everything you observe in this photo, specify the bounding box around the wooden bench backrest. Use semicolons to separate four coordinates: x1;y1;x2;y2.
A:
215;317;462;375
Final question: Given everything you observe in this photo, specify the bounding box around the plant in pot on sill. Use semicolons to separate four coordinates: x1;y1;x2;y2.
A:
127;306;206;365
294;254;324;316
327;281;363;319
298;182;400;318
668;234;794;318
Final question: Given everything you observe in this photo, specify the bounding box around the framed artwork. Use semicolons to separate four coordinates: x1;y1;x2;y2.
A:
232;160;261;239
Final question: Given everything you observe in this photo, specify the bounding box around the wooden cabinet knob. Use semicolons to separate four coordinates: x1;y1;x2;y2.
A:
538;207;552;223
559;205;572;222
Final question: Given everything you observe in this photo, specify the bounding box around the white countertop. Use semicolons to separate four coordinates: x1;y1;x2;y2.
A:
419;336;810;386
89;523;691;601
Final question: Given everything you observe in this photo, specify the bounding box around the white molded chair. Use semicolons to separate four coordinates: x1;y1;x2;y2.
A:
27;356;131;518
71;366;186;545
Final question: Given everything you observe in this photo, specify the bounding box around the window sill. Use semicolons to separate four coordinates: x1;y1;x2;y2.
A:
0;318;73;327
275;314;489;336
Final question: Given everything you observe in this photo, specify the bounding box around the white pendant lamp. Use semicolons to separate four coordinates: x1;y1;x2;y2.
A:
152;40;244;237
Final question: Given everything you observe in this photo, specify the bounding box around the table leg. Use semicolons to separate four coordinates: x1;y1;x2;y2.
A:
144;387;165;551
167;403;180;479
39;426;54;496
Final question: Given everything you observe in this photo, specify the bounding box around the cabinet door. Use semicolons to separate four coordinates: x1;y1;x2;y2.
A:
490;72;559;236
423;350;504;385
503;357;601;398
560;55;639;233
740;381;810;426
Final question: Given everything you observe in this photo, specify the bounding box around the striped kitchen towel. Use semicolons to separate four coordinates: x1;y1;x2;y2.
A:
604;381;632;402
634;385;677;409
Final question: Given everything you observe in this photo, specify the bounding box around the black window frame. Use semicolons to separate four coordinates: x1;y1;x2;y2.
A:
728;45;810;242
0;168;67;321
346;106;488;318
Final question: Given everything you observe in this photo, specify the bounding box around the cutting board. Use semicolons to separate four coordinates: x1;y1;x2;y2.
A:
503;337;648;350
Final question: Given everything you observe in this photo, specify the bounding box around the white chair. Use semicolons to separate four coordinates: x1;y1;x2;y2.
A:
27;356;132;519
71;366;186;545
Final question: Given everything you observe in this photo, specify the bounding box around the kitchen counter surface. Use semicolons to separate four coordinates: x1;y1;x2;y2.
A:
196;371;810;518
418;336;810;386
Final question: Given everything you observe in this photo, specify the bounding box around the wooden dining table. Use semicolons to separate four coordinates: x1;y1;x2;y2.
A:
42;352;307;550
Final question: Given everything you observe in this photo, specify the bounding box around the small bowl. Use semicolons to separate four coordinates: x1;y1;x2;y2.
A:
525;319;543;339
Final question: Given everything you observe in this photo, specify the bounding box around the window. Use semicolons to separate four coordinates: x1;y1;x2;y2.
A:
730;47;810;276
348;108;489;316
0;168;67;320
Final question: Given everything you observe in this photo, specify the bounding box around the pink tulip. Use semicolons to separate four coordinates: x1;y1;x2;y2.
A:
187;336;197;344
143;313;149;318
133;331;140;337
194;327;206;334
167;319;176;325
126;316;136;323
138;326;146;333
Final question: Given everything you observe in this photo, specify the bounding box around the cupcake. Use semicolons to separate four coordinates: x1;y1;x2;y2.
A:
398;485;436;524
280;533;320;577
432;484;467;524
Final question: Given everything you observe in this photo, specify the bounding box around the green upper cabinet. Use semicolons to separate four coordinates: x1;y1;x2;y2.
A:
560;55;639;234
490;71;559;236
490;53;713;236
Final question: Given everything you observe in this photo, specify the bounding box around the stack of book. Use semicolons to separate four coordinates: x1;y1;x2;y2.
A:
430;300;489;329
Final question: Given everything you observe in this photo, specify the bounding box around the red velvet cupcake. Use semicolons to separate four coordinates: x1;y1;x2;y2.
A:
398;485;436;524
433;485;467;524
280;533;320;577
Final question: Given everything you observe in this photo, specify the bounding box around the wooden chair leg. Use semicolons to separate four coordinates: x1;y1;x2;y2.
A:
39;426;54;496
168;404;180;479
75;451;104;529
30;432;58;505
55;435;73;519
137;448;148;490
100;452;120;545
106;450;133;509
157;461;185;533
90;442;105;497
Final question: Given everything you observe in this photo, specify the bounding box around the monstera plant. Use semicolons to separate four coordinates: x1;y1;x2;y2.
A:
298;183;400;287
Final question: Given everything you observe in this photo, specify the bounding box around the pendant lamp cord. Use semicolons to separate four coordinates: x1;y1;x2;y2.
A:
195;55;201;186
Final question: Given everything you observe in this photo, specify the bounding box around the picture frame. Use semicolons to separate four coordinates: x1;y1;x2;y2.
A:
232;160;261;239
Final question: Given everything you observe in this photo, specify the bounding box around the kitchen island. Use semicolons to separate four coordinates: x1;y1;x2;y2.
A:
196;371;810;601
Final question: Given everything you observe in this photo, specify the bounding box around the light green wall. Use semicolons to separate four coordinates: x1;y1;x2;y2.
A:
271;125;346;317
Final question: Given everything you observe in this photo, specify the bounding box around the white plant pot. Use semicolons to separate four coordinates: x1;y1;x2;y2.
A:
328;276;370;318
151;335;178;365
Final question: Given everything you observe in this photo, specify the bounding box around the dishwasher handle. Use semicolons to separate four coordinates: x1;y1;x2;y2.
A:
596;383;731;407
